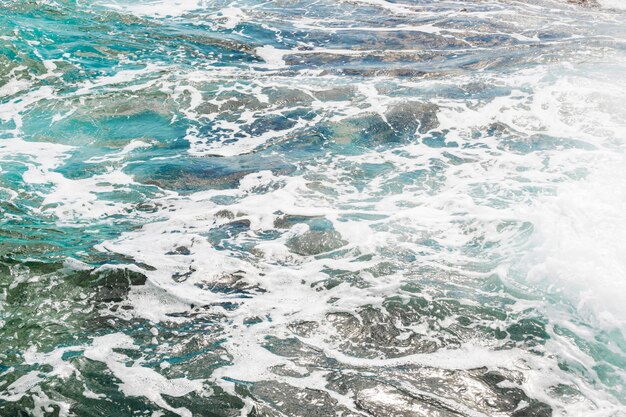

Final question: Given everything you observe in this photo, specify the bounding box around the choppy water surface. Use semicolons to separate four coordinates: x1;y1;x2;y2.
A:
1;0;626;415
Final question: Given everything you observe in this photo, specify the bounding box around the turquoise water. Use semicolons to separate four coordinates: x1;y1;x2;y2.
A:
1;0;626;415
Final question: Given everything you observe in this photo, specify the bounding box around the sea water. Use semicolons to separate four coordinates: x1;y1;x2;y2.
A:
0;0;625;416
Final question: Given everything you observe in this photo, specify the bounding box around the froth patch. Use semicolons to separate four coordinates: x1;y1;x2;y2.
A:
598;0;626;10
97;0;203;18
523;154;626;330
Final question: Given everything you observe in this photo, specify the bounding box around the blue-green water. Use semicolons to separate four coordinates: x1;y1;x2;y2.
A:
1;0;626;416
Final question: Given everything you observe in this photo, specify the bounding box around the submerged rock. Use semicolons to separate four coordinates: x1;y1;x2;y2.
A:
90;268;147;302
250;381;361;417
385;101;440;135
286;230;348;256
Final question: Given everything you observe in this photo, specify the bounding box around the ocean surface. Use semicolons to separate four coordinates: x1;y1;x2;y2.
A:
1;0;625;416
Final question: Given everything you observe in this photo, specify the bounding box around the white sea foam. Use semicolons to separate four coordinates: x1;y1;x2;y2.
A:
3;0;625;414
598;0;626;10
523;154;626;329
212;7;246;30
97;0;204;18
72;52;625;412
254;45;287;68
84;334;206;417
0;335;205;417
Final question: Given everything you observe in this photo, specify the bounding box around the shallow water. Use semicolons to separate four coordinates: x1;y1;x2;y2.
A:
1;0;625;416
